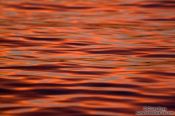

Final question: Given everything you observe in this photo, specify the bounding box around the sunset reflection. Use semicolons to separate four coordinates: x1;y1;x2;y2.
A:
0;0;175;116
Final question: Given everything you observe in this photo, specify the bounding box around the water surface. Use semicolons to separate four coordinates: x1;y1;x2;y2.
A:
0;0;175;116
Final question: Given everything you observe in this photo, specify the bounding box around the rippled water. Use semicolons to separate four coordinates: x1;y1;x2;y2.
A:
0;0;175;116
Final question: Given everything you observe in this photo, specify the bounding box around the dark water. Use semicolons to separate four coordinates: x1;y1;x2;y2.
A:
0;0;175;116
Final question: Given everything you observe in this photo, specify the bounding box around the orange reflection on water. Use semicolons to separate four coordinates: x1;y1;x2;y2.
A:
0;0;175;116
